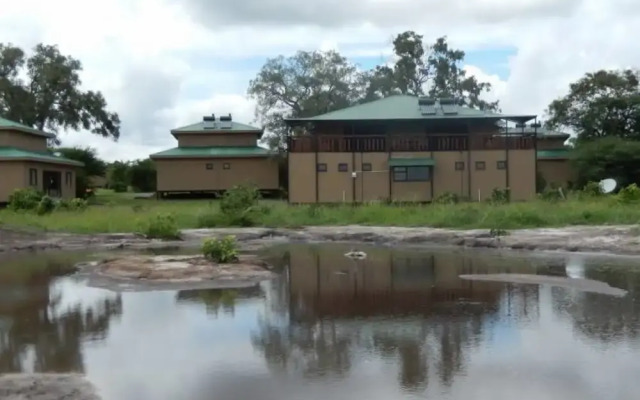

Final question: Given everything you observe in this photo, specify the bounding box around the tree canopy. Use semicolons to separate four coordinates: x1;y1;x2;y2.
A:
546;69;640;142
248;31;498;151
0;43;120;144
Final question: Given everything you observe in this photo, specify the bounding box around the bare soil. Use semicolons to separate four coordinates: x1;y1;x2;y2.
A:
0;374;100;400
2;225;640;257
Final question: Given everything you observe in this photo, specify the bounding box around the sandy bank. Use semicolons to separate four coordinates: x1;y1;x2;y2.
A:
2;225;640;257
0;374;100;400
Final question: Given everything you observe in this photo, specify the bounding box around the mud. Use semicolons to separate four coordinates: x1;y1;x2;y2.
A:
75;254;275;292
0;374;100;400
2;225;640;257
460;273;628;297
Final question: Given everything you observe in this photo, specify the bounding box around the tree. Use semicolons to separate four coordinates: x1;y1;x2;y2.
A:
569;137;640;188
108;161;130;192
0;43;120;144
365;32;499;111
54;146;106;198
546;69;640;142
248;50;366;152
129;158;156;192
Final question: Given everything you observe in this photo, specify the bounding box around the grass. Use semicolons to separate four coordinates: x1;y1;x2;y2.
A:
2;190;640;234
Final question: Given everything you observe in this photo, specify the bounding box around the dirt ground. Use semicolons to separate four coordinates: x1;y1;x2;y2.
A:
0;374;100;400
2;225;640;257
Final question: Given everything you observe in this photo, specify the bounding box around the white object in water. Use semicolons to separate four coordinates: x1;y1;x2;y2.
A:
344;250;367;260
599;178;617;194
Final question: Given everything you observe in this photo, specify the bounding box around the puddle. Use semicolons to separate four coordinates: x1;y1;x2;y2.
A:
1;244;639;400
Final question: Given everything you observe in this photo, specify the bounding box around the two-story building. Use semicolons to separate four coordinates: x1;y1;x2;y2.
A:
150;114;279;197
0;117;84;204
285;95;539;203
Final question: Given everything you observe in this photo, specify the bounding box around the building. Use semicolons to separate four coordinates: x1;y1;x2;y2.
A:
285;95;539;203
150;114;279;197
534;127;573;189
0;117;83;204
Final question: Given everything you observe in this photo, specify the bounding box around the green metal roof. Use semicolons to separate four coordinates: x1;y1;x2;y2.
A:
171;119;263;137
285;95;535;123
537;149;571;159
0;117;54;138
0;147;84;166
150;146;273;159
388;157;435;167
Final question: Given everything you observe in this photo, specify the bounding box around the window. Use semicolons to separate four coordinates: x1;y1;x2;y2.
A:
29;168;38;186
497;160;507;170
317;163;327;172
65;172;72;186
362;163;372;172
223;163;230;170
475;161;486;171
338;163;349;172
393;166;430;182
205;163;213;170
455;161;465;171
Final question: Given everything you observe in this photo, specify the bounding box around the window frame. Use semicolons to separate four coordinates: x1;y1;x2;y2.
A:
223;163;231;170
317;163;327;172
362;163;372;172
338;163;349;172
497;160;507;170
392;165;430;182
455;161;465;171
65;171;73;186
475;161;486;171
29;168;38;186
205;163;213;170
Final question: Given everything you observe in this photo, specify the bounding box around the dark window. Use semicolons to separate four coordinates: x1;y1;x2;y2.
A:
29;168;38;186
338;163;349;172
205;163;213;170
223;163;230;170
497;160;507;170
362;163;372;172
455;161;465;171
475;161;486;171
317;163;327;172
65;172;72;186
393;166;430;182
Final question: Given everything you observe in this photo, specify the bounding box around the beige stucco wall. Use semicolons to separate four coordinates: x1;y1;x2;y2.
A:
176;133;259;147
0;161;77;202
155;157;279;192
538;159;575;189
0;131;48;152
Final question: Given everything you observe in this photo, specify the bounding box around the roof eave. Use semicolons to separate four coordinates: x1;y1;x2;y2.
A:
0;156;84;166
150;154;272;159
285;115;537;124
0;126;55;138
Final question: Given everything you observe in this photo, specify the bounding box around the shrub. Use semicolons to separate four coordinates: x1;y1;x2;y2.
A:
36;196;56;215
489;227;509;237
538;186;563;202
617;183;640;203
197;210;222;228
8;188;43;211
56;198;89;211
141;213;180;239
582;181;603;197
434;192;460;204
111;181;128;193
489;188;510;204
220;184;261;226
202;235;238;263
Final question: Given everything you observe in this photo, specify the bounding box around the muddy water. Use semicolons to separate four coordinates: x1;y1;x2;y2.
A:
1;245;640;400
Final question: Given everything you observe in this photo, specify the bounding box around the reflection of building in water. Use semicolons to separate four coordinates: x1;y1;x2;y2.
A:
176;285;263;317
287;244;540;322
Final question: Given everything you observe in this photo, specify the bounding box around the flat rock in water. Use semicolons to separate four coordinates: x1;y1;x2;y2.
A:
0;374;100;400
459;273;628;297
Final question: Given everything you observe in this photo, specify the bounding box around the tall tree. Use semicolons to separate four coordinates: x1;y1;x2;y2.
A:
0;43;120;144
55;146;106;198
546;69;640;142
129;158;157;192
364;32;499;111
247;50;365;152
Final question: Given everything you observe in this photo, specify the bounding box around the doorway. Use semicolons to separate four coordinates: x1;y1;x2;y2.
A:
43;170;62;198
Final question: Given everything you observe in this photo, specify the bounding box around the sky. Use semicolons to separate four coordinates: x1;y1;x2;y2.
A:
1;0;639;162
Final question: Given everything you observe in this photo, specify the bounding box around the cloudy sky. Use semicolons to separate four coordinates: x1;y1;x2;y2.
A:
1;0;639;161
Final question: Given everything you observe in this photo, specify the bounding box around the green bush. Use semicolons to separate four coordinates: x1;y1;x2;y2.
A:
582;181;603;197
538;186;563;202
434;192;460;204
202;235;238;263
141;213;180;239
489;188;510;204
57;198;89;211
36;196;56;215
8;188;43;211
197;210;222;228
220;184;261;226
617;183;640;203
111;181;128;193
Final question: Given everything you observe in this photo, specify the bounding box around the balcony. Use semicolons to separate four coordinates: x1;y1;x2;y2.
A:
288;134;534;152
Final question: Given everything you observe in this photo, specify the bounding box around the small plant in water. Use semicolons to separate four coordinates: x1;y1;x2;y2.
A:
489;227;509;237
202;235;238;263
141;213;180;239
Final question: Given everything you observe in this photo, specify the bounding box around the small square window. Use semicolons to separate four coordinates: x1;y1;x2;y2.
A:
29;168;38;186
223;163;230;170
338;163;349;172
455;161;465;171
317;163;327;172
205;163;213;170
475;161;486;171
362;163;372;172
497;160;507;170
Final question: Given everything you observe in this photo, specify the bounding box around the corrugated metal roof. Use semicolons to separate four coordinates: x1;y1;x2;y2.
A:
171;121;262;134
0;147;84;166
149;146;273;158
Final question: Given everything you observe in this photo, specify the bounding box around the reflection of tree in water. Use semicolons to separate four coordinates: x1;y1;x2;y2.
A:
176;285;264;317
0;255;122;373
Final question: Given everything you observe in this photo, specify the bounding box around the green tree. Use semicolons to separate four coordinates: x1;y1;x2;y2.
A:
569;137;640;188
247;50;365;152
108;161;130;192
0;43;120;144
546;69;640;142
54;146;107;197
129;158;156;192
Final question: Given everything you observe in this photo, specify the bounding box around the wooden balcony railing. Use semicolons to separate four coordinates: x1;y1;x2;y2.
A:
288;134;534;152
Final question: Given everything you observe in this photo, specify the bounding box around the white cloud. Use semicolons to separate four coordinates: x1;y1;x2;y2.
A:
1;0;639;161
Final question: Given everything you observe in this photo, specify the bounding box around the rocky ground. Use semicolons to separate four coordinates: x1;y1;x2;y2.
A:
2;225;640;257
0;374;100;400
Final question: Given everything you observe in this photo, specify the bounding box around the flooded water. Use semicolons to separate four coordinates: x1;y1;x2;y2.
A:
1;245;640;400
